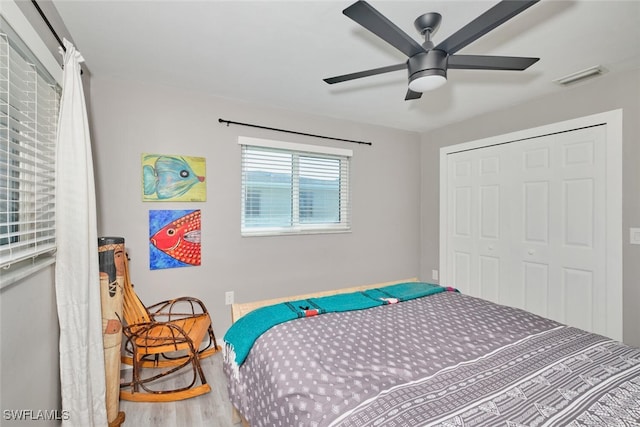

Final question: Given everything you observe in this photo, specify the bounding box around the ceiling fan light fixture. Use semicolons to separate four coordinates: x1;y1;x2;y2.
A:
408;69;447;92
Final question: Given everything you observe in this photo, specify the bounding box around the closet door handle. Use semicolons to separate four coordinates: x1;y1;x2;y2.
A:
528;249;535;255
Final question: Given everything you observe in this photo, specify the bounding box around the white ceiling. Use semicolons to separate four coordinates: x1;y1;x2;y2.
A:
51;0;640;133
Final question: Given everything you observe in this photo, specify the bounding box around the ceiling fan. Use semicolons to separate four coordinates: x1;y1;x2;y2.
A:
324;0;540;100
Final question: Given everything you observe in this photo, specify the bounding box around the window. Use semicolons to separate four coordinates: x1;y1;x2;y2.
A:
239;137;351;236
0;16;61;274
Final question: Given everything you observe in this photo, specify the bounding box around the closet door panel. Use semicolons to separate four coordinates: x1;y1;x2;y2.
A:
562;267;594;332
447;146;510;298
514;136;555;318
445;125;608;336
524;181;549;244
563;178;594;248
523;261;549;318
479;255;500;302
479;185;500;240
477;148;510;305
555;126;607;336
448;153;475;295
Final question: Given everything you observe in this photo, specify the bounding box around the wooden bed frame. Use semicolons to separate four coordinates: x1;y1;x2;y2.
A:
228;277;418;425
231;277;418;322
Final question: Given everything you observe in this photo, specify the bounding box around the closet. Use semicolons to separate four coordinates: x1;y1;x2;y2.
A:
439;111;622;340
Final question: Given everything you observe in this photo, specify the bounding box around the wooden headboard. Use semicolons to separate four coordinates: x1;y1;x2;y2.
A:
230;277;418;323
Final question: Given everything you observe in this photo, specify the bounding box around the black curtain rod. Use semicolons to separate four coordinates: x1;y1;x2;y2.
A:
218;118;372;146
31;0;65;52
31;0;85;74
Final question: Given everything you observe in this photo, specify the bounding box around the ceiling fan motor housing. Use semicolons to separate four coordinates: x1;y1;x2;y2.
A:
408;49;447;81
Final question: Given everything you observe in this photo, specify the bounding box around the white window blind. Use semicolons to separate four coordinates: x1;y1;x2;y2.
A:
239;137;351;236
0;17;60;269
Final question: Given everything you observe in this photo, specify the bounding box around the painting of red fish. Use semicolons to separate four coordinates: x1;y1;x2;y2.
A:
149;210;201;269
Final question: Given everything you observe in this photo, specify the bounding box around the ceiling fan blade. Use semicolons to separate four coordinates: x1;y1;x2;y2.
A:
448;55;539;70
405;89;422;100
344;1;425;58
435;0;539;55
324;63;406;84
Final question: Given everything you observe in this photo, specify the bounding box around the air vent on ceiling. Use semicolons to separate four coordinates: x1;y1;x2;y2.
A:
553;65;605;86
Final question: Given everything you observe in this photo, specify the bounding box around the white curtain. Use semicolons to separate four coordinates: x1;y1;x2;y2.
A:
55;39;107;426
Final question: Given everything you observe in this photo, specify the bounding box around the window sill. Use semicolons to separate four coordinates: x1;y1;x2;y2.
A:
241;227;351;238
0;255;56;290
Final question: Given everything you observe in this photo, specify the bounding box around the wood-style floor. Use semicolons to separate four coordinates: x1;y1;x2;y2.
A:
119;352;236;427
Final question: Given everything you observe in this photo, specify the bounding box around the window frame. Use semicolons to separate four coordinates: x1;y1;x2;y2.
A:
0;3;62;287
239;136;352;237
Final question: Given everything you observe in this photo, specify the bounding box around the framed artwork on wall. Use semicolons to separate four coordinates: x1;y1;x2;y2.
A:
142;153;206;202
149;209;201;270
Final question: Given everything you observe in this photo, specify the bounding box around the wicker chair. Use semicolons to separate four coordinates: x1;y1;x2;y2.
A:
119;254;219;402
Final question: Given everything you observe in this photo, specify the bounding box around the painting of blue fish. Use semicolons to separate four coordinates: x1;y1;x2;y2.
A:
142;154;206;201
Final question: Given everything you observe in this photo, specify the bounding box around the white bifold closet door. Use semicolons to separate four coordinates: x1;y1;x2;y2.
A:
446;125;612;337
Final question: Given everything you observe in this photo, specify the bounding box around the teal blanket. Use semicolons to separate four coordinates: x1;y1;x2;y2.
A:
224;282;453;368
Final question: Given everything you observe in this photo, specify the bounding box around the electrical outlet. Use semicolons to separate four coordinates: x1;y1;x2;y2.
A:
225;291;234;305
631;228;640;245
432;269;439;281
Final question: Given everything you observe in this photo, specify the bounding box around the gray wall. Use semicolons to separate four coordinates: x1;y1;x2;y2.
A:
420;68;640;346
87;77;422;337
0;266;61;426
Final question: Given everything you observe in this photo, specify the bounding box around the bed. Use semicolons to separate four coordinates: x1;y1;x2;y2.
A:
223;279;640;426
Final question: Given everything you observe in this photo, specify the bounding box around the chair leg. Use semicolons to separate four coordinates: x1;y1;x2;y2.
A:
120;354;211;402
129;347;143;395
120;338;211;402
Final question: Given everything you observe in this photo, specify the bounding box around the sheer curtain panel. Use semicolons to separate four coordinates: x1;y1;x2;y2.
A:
55;39;107;426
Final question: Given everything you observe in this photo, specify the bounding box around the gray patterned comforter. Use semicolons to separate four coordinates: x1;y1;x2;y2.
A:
224;291;640;426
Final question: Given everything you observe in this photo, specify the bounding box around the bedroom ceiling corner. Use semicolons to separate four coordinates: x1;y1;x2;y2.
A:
49;0;640;133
